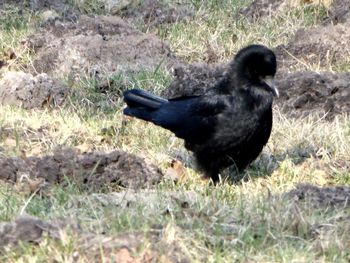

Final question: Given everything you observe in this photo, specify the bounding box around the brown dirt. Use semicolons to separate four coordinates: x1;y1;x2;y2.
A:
0;215;190;262
0;71;68;109
323;0;350;24
71;190;199;211
0;215;78;249
237;0;341;22
284;183;350;208
276;71;350;119
275;18;350;72
237;0;285;21
1;0;79;21
0;147;164;191
115;0;194;28
80;231;190;263
161;62;226;98
24;15;180;78
161;61;350;119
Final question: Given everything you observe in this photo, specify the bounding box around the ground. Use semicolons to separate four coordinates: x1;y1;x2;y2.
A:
0;0;350;262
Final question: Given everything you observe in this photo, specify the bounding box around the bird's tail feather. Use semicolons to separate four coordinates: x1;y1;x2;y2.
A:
123;89;168;109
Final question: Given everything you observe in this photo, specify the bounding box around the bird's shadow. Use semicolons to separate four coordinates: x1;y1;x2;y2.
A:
225;144;319;184
168;144;318;184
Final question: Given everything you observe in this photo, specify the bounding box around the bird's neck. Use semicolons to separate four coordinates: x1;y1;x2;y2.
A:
249;87;273;109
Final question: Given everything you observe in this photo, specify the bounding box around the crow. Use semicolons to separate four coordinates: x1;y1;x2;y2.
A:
123;44;278;182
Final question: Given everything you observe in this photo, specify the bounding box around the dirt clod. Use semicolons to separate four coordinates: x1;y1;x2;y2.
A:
116;0;194;28
238;0;334;22
26;15;179;78
0;215;76;249
276;71;350;119
0;214;189;262
284;183;350;208
0;148;164;191
323;0;350;24
275;19;350;72
161;62;226;98
237;0;285;21
0;71;68;109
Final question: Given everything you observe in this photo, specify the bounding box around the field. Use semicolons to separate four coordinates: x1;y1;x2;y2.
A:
0;0;349;262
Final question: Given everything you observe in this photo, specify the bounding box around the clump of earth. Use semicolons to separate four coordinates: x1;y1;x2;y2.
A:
237;0;350;71
0;216;78;249
0;71;68;109
114;0;194;28
275;18;350;72
24;15;180;78
1;0;79;21
161;63;226;98
284;183;350;208
237;0;346;22
237;0;287;21
0;147;163;191
0;215;190;262
275;71;350;119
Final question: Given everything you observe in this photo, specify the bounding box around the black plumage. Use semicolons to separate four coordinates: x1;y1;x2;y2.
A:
123;44;278;182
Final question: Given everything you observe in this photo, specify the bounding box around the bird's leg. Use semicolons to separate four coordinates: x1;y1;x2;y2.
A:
202;170;220;185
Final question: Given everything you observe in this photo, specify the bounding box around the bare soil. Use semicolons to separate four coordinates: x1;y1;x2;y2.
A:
284;183;350;208
239;0;350;72
116;0;194;28
238;0;349;22
25;15;180;78
161;62;226;98
276;71;350;119
0;215;78;249
0;147;164;191
237;0;285;21
0;215;189;262
0;71;68;109
1;0;79;21
275;18;350;72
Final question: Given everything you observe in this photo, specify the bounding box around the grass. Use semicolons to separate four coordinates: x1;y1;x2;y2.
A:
157;2;327;63
0;0;350;262
0;6;38;74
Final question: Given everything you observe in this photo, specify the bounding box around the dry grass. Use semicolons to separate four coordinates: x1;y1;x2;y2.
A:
0;0;349;262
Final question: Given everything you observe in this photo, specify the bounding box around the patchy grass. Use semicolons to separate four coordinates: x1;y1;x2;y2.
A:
157;2;327;63
0;5;39;73
0;0;350;262
70;0;107;15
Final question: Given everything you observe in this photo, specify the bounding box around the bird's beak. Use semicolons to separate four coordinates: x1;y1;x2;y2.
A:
264;76;279;98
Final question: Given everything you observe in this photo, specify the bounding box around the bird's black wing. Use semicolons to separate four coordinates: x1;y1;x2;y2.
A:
205;93;271;156
152;95;228;146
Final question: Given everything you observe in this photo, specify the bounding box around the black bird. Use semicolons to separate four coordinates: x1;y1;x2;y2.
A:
123;44;278;182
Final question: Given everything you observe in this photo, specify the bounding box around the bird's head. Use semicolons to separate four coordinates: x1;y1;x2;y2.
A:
231;44;279;97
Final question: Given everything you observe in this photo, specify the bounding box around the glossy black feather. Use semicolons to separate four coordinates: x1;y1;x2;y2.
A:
123;44;277;182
